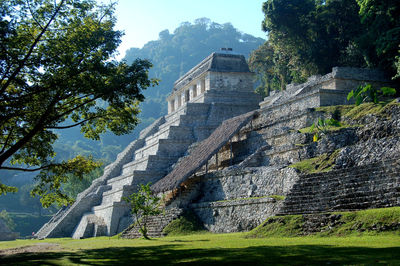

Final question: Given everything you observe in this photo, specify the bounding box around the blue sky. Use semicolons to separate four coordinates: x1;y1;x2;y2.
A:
99;0;267;59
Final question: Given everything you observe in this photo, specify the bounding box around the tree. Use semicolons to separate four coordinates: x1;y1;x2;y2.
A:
19;183;43;216
253;0;365;93
0;210;16;231
0;0;156;207
356;0;400;79
123;183;162;240
248;41;290;95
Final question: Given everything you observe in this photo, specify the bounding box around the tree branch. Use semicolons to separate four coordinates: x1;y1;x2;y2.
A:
0;0;66;95
51;96;99;122
0;165;52;172
27;0;45;31
0;126;16;154
47;116;102;129
0;94;60;167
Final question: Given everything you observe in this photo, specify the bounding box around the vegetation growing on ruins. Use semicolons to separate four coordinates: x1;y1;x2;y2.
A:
289;150;340;174
347;84;396;105
247;207;400;238
123;183;163;239
162;210;206;236
315;99;400;121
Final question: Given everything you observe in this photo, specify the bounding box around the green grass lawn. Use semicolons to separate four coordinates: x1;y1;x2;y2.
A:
1;233;400;265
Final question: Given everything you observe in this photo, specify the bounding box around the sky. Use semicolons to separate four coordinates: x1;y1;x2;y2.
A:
99;0;267;59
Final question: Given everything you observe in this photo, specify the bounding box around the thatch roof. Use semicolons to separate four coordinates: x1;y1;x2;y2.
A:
151;110;257;193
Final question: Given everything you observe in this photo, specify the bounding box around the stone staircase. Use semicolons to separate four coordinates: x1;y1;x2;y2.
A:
230;109;319;169
121;207;184;239
71;103;212;238
280;158;400;215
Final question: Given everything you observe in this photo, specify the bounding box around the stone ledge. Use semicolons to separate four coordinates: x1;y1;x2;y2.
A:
190;197;278;209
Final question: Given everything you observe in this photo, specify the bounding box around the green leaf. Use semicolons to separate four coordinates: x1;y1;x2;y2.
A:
309;123;315;133
347;90;354;101
0;184;18;196
380;87;396;96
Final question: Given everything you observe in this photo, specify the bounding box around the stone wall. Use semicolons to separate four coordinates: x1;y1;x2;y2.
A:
198;167;299;203
186;167;298;233
191;198;283;233
208;72;254;92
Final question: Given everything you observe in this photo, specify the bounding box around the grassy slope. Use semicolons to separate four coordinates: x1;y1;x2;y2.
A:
248;207;400;238
1;233;400;265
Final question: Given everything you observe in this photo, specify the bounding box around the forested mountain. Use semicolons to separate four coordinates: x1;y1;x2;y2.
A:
0;18;264;211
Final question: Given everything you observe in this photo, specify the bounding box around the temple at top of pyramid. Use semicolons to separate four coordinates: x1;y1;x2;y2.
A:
167;51;255;113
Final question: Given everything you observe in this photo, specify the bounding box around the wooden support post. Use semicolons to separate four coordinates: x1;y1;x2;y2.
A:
205;161;208;174
230;139;233;166
215;152;218;170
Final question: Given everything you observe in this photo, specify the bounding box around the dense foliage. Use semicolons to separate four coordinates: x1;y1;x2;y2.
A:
250;0;400;96
0;0;156;207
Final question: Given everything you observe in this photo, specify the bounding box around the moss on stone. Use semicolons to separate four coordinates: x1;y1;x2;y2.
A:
246;215;303;238
288;150;340;174
246;207;400;238
298;123;352;134
316;100;400;121
163;210;206;236
269;195;286;201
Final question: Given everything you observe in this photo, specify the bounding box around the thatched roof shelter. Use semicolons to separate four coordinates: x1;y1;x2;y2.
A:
151;110;257;193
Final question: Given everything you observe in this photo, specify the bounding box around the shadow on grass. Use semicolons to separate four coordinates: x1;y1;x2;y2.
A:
1;244;399;265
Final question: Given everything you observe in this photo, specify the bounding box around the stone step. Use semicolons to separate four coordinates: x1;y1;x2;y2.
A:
106;170;165;187
248;109;316;136
72;213;107;239
164;103;211;123
100;186;134;206
121;154;181;174
282;191;399;212
133;138;193;161
144;125;194;147
160;112;209;132
288;175;392;194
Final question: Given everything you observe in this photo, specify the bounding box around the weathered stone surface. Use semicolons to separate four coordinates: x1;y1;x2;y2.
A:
191;198;283;233
198;167;299;203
